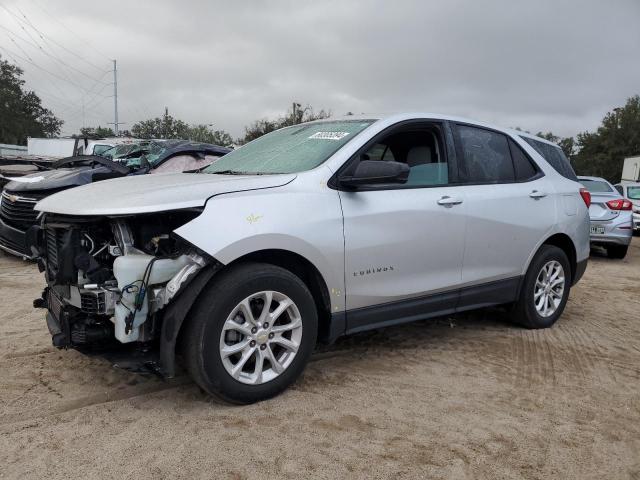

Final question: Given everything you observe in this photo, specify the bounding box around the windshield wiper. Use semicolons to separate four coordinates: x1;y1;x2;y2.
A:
209;170;254;175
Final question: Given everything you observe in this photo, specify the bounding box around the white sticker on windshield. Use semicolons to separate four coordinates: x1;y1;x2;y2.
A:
309;131;350;140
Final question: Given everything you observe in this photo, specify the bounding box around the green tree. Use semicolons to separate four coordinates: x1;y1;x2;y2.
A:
131;110;190;139
130;110;233;146
534;131;575;158
572;95;640;182
78;125;115;138
0;56;62;144
240;103;331;144
186;124;234;147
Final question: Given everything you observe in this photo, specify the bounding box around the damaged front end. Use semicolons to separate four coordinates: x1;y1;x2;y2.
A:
30;209;216;375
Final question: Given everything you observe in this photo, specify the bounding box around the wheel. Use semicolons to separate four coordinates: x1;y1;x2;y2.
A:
512;245;570;329
606;245;628;259
183;262;318;404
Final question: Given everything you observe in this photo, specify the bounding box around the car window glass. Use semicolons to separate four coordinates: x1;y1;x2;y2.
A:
580;179;613;193
521;137;578;181
364;143;395;162
626;186;640;199
509;139;538;181
359;128;448;187
457;125;514;183
92;144;112;156
204;120;374;175
614;184;624;195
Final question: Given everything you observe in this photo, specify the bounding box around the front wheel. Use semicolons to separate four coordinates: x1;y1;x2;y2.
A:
512;245;571;329
183;262;318;404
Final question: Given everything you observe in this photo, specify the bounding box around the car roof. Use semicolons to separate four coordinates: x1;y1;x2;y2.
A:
307;113;562;147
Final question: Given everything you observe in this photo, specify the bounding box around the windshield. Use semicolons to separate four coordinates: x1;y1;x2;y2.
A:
627;186;640;200
581;179;613;193
203;120;374;175
92;144;112;156
99;141;164;168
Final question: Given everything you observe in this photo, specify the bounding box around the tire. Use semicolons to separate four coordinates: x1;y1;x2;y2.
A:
512;245;571;329
183;262;318;404
606;245;628;259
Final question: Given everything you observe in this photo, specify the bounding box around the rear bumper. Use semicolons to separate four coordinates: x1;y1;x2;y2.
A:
0;216;32;258
589;216;632;246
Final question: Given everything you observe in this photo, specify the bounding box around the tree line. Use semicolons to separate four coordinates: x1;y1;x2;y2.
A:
1;55;638;182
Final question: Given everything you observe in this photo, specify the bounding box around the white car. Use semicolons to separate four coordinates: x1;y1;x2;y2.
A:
614;182;640;232
31;113;590;403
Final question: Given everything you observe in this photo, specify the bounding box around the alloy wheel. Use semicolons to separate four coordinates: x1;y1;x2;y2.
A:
533;260;565;318
219;291;303;385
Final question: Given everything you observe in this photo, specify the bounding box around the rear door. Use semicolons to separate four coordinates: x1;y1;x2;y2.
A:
452;124;554;290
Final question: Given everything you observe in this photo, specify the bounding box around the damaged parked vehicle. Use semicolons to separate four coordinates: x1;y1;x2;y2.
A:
0;140;231;258
30;114;590;404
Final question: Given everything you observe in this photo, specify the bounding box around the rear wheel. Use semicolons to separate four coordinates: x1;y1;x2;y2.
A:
606;244;628;259
183;262;317;404
512;245;571;329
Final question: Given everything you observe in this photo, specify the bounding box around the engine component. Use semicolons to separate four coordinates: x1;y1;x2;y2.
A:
79;289;119;315
70;323;112;344
74;250;112;284
112;253;191;343
149;252;207;313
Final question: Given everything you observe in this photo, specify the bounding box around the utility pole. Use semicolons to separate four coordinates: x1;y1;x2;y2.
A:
113;59;119;136
107;60;124;136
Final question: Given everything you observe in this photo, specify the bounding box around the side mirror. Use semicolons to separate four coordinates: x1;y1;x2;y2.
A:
339;160;409;188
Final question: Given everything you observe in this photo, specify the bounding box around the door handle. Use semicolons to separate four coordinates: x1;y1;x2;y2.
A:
529;190;547;199
437;196;463;206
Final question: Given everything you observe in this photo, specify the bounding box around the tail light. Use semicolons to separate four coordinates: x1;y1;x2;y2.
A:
606;198;632;211
579;188;591;208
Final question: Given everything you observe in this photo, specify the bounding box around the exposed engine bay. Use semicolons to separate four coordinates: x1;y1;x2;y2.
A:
30;210;209;369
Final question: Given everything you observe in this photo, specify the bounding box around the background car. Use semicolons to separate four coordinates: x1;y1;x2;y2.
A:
0;140;231;258
579;176;632;258
614;182;640;233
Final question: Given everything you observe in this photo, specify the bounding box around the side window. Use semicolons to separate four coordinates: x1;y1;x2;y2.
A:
358;126;449;187
509;139;538;181
364;143;395;162
457;125;514;183
614;184;624;195
521;137;578;181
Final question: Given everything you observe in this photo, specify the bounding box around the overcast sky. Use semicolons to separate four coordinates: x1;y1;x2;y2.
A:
1;0;639;139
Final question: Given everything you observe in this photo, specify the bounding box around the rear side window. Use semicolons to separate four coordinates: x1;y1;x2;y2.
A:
521;137;578;181
509;139;538;181
457;125;514;183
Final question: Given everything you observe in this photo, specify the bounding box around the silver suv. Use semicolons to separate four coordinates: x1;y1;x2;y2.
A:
32;114;590;403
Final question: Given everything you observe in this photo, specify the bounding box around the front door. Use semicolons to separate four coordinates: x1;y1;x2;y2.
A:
337;122;467;331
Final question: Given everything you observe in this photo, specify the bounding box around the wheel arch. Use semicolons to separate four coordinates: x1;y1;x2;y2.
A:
160;248;337;377
538;233;577;283
224;249;334;342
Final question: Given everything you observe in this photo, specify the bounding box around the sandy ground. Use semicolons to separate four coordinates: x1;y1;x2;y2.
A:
0;243;639;480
